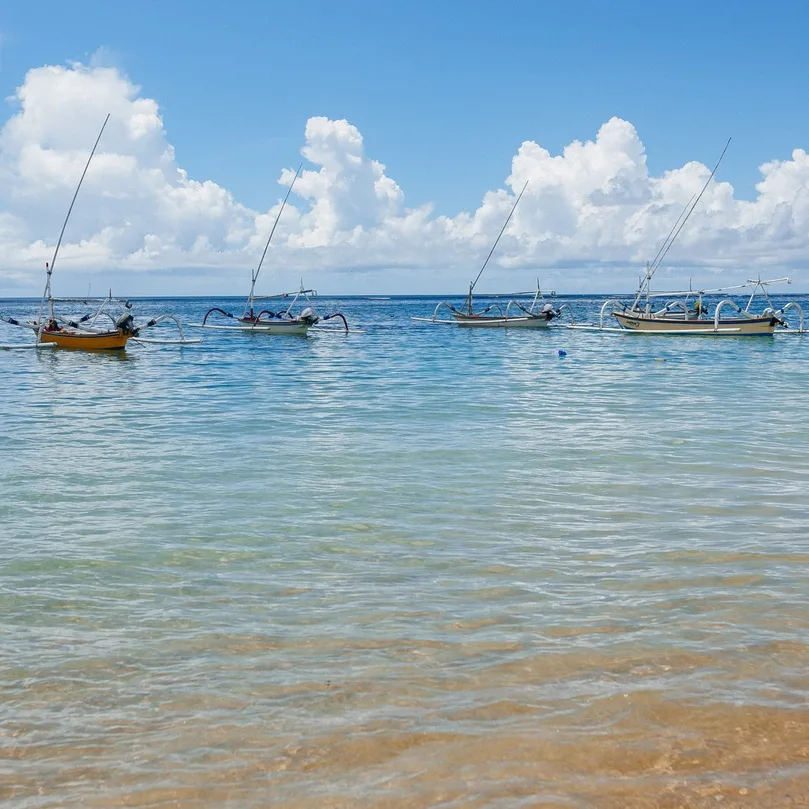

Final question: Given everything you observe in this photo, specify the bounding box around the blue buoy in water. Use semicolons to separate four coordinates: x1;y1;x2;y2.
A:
558;350;567;357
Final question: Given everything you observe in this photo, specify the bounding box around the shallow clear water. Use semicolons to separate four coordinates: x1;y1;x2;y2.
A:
2;294;809;807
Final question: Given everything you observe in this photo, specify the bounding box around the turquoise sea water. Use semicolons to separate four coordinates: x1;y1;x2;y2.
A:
2;294;809;807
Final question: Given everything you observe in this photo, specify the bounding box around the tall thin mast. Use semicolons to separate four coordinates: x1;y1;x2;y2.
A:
245;164;302;315
464;180;529;314
37;114;110;337
633;137;731;309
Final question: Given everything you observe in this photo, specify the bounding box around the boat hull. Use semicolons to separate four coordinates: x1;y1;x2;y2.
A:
238;319;310;335
613;312;777;335
452;315;551;329
39;330;130;350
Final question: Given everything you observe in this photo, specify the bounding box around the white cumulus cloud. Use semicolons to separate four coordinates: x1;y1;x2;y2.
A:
1;60;808;295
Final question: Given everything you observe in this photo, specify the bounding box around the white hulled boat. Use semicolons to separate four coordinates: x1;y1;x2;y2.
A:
412;181;565;329
191;166;348;336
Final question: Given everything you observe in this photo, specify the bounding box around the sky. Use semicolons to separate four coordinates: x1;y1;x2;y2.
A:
1;0;809;296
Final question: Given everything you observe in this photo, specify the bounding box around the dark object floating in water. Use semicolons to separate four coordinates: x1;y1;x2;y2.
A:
558;350;567;357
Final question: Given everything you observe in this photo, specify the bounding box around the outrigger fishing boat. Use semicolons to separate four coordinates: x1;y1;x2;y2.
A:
1;115;199;350
1;293;198;350
571;138;805;336
194;283;347;335
598;277;803;335
413;182;565;329
191;167;348;336
417;282;562;329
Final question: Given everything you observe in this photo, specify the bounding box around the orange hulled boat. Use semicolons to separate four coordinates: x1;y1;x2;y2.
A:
1;114;200;351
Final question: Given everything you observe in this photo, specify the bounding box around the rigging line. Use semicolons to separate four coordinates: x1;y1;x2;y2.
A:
646;192;697;276
37;113;110;330
649;137;731;277
248;163;302;303
469;180;529;295
644;277;791;298
632;196;695;309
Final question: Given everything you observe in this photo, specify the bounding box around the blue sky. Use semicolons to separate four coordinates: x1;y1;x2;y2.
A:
1;1;809;295
3;0;807;214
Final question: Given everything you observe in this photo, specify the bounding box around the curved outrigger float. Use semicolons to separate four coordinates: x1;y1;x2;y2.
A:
412;181;566;329
190;166;348;338
1;115;199;351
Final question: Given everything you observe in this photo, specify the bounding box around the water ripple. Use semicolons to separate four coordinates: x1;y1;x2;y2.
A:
2;294;809;807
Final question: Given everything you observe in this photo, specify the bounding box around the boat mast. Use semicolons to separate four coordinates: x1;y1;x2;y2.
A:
245;164;302;317
464;180;529;315
633;137;731;311
637;196;694;311
36;114;110;338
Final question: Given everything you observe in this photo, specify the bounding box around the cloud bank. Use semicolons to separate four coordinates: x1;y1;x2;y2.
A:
1;61;808;293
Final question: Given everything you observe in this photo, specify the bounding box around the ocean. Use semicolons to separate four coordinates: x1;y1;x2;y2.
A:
2;293;808;807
